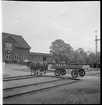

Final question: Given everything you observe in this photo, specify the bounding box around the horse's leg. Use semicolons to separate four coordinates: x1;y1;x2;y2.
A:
31;69;32;75
37;68;40;76
37;69;39;75
38;68;40;76
35;69;38;76
43;67;46;74
45;65;48;74
43;69;46;74
33;69;36;76
40;68;42;76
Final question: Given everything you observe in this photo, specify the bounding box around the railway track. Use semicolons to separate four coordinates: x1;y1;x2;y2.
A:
3;74;70;81
3;75;43;81
3;77;80;99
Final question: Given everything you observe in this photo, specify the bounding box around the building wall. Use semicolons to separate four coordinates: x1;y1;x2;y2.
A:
2;36;30;62
30;55;43;62
46;56;54;63
13;47;30;61
30;54;54;64
2;36;16;61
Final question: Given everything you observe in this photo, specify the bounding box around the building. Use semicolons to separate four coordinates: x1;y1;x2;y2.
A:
2;32;31;63
30;52;54;64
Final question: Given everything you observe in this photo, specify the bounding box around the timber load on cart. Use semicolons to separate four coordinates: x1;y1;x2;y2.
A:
51;64;86;78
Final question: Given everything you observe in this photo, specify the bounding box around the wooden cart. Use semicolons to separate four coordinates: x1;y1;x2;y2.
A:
51;64;85;78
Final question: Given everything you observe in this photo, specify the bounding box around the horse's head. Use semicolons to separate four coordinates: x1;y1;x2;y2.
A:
27;60;31;67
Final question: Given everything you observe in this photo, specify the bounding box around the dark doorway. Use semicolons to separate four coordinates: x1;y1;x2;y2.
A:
43;57;46;61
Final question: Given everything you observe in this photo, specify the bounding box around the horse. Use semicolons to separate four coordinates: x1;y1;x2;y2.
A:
27;60;48;76
27;60;38;75
38;61;48;74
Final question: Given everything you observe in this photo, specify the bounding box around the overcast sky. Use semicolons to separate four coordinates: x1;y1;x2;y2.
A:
2;1;100;53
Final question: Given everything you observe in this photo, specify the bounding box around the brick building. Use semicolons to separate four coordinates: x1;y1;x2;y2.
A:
2;32;31;63
29;52;54;64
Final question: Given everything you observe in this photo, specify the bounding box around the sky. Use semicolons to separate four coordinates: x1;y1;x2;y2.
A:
1;1;100;53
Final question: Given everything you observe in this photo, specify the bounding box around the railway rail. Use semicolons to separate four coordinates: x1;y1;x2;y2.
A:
3;73;71;81
3;75;43;81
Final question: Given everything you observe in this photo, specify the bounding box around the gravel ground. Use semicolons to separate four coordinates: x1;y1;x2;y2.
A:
3;75;100;104
3;64;100;104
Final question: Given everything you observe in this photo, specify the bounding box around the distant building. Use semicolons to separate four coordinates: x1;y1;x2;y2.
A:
2;32;31;63
29;52;54;64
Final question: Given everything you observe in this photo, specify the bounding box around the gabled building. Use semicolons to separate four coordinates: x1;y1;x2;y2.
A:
2;32;31;63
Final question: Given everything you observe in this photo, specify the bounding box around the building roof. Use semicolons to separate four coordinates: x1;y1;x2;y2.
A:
2;32;31;49
30;52;53;57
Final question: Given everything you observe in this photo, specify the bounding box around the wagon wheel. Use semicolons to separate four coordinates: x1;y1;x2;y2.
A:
79;69;85;77
71;70;78;78
54;70;60;76
60;69;66;75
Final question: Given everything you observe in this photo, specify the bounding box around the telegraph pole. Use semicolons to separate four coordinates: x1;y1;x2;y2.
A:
95;30;100;68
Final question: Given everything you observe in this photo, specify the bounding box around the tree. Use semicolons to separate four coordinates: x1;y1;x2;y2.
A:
76;48;88;64
89;52;96;64
49;39;73;64
97;52;100;64
49;39;97;65
86;51;96;64
71;50;80;64
50;39;72;54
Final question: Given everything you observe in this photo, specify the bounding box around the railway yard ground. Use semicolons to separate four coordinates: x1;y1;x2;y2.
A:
3;64;100;104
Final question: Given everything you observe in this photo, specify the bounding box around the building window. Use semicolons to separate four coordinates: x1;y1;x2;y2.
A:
5;43;12;50
14;54;19;60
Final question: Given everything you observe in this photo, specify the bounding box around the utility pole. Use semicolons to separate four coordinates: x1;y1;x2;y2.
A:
95;30;100;68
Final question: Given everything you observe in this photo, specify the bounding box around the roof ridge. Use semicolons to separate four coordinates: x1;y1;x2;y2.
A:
2;32;22;37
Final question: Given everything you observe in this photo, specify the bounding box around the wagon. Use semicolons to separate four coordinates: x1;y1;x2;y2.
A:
51;64;85;78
